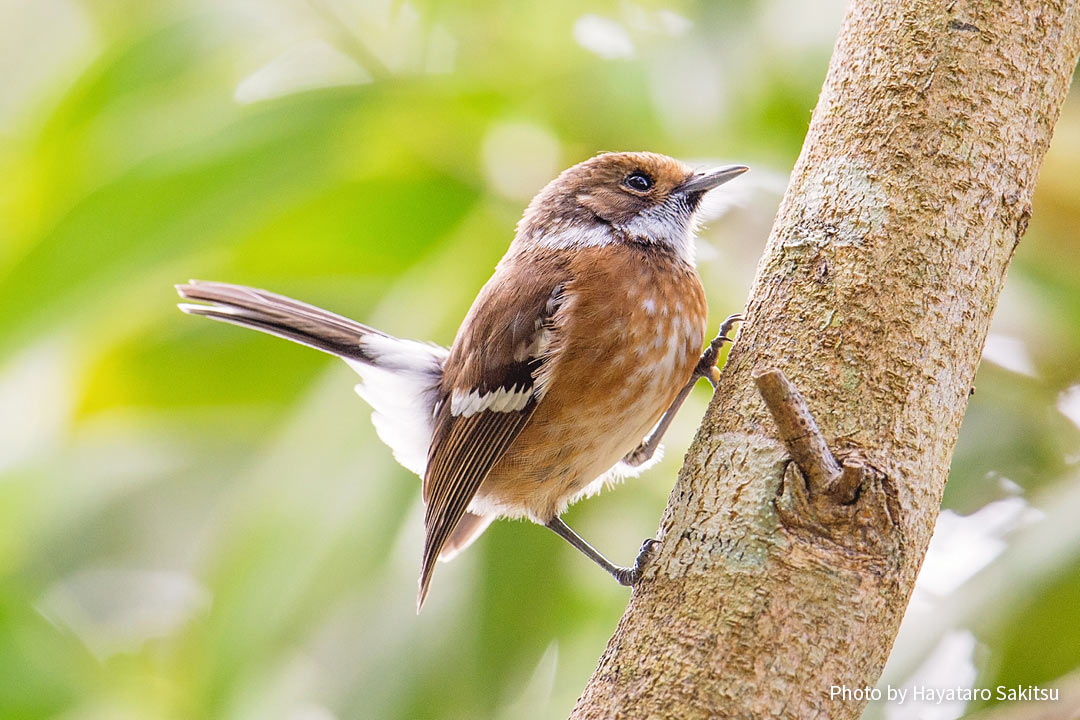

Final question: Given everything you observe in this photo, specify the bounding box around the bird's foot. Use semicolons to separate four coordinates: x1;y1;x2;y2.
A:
695;313;744;384
612;538;661;586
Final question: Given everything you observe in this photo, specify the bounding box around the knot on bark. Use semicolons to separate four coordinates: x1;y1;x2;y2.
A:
775;454;902;561
753;367;904;564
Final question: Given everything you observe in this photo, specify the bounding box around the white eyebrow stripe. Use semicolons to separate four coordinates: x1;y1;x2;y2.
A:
450;384;533;417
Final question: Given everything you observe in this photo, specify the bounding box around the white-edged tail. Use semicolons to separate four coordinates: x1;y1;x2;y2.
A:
177;280;447;476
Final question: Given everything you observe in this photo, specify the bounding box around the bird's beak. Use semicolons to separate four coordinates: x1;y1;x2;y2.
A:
677;165;749;195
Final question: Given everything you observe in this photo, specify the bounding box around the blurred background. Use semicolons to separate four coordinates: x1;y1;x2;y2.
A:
1;1;1078;718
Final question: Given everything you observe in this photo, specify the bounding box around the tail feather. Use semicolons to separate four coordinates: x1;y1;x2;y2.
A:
177;280;385;362
177;279;447;479
437;511;495;563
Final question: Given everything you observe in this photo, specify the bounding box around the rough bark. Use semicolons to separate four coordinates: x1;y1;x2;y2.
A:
570;2;1080;719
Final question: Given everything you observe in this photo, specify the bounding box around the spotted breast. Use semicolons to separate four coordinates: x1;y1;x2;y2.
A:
466;241;708;523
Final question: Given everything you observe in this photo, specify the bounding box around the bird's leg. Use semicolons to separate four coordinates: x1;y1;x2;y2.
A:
623;313;743;467
622;382;695;467
545;517;659;586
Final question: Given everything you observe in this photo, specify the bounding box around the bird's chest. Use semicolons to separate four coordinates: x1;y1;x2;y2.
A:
563;257;707;428
530;247;707;474
477;245;708;521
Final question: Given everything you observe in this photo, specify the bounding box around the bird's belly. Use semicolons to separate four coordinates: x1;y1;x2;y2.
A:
473;312;705;522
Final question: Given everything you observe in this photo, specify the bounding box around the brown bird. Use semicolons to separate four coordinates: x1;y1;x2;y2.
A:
177;151;747;610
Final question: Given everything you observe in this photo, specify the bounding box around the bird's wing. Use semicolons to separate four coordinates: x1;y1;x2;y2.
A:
417;254;569;609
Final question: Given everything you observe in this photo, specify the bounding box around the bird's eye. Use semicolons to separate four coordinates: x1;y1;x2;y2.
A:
624;171;654;192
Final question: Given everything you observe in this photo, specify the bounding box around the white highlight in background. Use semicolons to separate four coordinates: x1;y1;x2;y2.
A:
481;122;562;202
885;631;978;720
982;333;1037;377
1057;384;1080;430
235;39;370;104
573;15;635;59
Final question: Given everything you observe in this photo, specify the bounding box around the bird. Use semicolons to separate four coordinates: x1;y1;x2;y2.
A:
176;151;748;611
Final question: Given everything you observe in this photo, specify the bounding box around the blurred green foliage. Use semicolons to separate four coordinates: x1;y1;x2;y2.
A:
1;1;1078;719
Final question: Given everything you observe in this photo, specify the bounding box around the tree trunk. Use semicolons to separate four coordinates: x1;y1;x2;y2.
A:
570;1;1080;718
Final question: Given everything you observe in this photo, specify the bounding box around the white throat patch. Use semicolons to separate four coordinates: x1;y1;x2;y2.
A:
620;201;698;266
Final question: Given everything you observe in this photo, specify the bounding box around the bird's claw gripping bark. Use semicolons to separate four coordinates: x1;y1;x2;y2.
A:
695;313;743;383
612;538;661;586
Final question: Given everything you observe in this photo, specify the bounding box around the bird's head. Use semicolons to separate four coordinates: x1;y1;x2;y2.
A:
515;151;748;264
